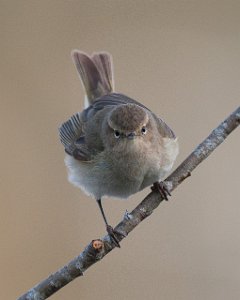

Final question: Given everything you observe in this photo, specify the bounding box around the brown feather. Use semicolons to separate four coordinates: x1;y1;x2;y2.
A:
108;104;149;132
72;50;113;103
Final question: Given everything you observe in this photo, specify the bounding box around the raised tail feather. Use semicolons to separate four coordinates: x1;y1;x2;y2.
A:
71;50;114;105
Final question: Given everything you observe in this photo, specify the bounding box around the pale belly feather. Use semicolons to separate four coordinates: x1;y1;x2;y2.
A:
65;137;178;200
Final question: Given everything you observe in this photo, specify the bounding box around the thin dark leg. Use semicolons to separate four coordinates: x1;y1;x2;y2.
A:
97;199;121;248
97;198;109;227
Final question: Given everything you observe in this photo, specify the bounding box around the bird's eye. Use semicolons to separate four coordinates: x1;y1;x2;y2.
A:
114;130;120;138
141;126;147;135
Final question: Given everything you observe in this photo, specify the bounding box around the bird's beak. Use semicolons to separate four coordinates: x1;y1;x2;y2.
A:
126;132;136;139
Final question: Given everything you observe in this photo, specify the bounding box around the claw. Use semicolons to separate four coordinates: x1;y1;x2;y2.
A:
106;225;121;248
151;181;171;201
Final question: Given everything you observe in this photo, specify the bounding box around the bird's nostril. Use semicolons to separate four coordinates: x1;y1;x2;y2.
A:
127;132;136;139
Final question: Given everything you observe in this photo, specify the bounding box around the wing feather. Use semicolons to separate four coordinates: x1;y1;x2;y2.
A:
59;113;92;161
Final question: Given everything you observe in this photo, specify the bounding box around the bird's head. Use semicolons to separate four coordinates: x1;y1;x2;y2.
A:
103;104;153;150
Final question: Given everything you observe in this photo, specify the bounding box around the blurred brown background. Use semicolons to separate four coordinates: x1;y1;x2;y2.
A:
1;1;240;299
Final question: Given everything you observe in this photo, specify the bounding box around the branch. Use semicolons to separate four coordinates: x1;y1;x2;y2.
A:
18;107;240;300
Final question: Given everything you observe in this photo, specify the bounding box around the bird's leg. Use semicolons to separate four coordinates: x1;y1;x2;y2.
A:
151;181;171;201
97;199;121;248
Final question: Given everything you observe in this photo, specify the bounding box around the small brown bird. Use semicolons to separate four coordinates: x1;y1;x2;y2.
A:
59;51;179;247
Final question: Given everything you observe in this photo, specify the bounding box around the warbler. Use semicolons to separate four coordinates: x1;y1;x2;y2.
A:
59;51;179;247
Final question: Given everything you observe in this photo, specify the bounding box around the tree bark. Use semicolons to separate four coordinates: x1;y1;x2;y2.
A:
18;107;240;300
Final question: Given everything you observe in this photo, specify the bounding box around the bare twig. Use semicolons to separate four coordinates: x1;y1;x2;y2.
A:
18;107;240;300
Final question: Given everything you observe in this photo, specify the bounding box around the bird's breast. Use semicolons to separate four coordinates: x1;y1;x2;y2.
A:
64;136;178;200
103;142;163;193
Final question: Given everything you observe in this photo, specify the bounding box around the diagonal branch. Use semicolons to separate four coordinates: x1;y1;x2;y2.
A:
18;107;240;300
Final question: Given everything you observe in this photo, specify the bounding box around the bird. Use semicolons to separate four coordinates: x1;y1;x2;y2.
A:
59;51;179;247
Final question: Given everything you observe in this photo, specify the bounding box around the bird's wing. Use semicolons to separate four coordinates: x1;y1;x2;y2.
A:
156;116;176;139
59;113;92;161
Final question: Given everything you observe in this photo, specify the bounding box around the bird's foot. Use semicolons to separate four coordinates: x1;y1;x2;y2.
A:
151;181;171;201
106;225;121;248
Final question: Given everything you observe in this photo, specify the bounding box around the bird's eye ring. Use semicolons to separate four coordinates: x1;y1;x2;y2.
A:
141;126;147;135
114;130;120;138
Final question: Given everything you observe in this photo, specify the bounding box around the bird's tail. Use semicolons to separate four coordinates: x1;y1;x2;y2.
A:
71;50;114;106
